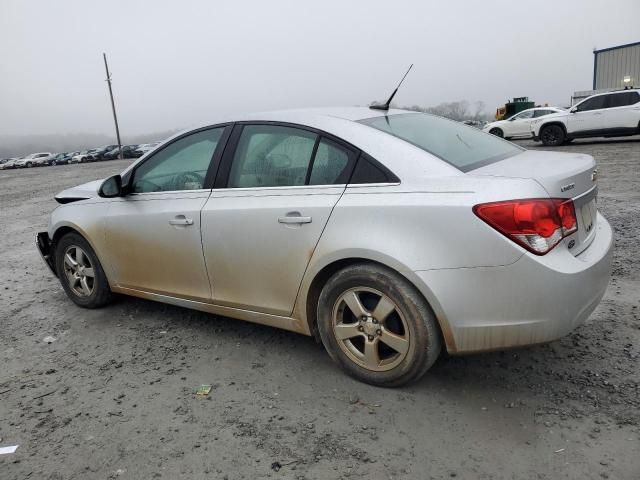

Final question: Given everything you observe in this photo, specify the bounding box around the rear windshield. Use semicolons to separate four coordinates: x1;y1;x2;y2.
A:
358;113;523;172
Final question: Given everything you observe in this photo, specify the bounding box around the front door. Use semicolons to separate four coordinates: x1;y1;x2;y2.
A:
507;110;534;136
201;124;357;316
568;94;608;134
104;127;228;301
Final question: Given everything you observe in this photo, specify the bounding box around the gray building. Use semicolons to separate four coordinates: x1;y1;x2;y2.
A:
593;41;639;90
572;41;639;104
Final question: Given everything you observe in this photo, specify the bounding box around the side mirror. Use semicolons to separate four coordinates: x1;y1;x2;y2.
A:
570;107;577;113
99;174;123;198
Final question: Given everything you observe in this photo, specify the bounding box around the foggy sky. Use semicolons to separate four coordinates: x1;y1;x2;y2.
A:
1;0;638;137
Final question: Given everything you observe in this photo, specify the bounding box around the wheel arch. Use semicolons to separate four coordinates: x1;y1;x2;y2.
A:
50;221;113;285
540;121;568;135
298;254;457;353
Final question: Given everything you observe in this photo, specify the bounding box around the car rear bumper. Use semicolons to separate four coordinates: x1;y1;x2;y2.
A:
416;212;613;354
36;232;57;277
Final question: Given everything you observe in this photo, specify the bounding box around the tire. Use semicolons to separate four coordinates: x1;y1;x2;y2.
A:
489;128;504;138
317;263;442;387
540;124;565;146
26;162;33;168
54;232;112;308
51;160;57;166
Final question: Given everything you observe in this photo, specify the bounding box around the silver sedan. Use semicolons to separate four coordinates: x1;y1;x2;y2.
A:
36;108;613;386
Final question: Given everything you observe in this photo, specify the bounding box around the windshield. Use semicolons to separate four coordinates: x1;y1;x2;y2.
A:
359;113;523;172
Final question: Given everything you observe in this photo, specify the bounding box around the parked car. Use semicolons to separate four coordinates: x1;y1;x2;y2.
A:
37;107;612;387
14;152;53;168
132;142;160;158
483;107;565;139
71;150;99;163
90;145;119;161
103;145;139;160
49;153;72;166
531;89;640;146
0;158;20;169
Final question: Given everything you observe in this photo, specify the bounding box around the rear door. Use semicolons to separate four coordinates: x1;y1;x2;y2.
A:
201;123;357;316
604;91;640;130
104;126;230;301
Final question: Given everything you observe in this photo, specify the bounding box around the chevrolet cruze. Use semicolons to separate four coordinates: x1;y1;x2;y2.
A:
37;108;613;386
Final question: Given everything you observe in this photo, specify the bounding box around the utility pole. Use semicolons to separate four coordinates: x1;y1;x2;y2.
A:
103;53;123;159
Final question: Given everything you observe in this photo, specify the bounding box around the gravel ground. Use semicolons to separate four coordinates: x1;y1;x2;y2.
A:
1;138;639;480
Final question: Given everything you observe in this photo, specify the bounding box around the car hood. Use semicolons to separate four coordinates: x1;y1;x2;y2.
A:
54;179;103;204
469;150;597;198
483;120;507;130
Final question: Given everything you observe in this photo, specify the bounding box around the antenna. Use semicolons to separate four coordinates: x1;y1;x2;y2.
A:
370;64;413;111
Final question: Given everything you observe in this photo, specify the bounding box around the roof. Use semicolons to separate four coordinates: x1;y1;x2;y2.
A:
236;106;412;123
593;41;640;54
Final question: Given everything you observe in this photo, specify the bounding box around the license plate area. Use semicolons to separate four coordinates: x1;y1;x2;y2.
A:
580;199;596;235
565;187;598;256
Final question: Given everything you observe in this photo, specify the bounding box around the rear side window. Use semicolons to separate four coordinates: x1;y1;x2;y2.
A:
349;153;397;184
228;125;317;188
359;113;522;172
308;138;351;185
608;91;640;108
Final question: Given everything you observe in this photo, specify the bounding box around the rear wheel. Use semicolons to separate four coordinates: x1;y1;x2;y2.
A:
540;125;565;146
54;233;112;308
489;127;504;138
317;264;441;387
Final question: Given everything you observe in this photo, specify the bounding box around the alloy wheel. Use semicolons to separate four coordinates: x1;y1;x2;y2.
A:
62;245;95;297
331;287;410;372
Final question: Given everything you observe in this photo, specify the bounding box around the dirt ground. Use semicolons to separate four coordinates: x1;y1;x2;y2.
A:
1;137;639;480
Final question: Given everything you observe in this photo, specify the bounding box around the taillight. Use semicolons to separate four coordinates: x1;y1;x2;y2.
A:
473;198;577;255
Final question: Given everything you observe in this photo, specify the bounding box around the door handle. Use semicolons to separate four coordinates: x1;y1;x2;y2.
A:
278;213;312;224
169;215;194;226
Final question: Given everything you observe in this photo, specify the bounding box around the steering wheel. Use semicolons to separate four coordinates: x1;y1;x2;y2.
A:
172;171;204;190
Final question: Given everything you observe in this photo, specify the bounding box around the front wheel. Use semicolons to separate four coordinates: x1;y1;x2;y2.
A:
489;127;504;138
54;232;112;308
317;264;442;387
540;125;566;146
26;162;33;168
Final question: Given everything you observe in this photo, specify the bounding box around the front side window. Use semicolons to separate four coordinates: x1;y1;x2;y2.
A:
228;125;317;188
576;95;607;112
513;110;533;120
359;113;522;172
131;128;224;193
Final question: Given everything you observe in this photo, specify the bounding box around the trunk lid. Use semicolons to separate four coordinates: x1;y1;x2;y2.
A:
470;150;599;256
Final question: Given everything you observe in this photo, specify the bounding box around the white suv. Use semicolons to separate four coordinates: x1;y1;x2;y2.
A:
531;89;640;146
14;152;53;168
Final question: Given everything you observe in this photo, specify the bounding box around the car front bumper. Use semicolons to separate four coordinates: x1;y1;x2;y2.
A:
416;212;613;354
36;232;57;276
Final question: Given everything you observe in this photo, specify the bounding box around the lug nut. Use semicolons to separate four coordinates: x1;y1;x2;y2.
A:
376;329;382;336
368;335;374;341
372;318;378;324
358;326;364;332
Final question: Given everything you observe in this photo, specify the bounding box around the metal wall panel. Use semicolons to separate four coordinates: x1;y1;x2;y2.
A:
594;43;640;89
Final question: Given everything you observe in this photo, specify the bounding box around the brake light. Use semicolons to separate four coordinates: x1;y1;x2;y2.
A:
473;198;577;255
